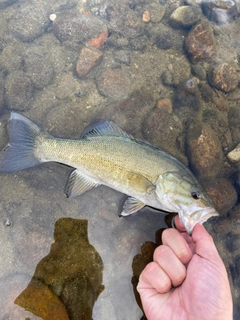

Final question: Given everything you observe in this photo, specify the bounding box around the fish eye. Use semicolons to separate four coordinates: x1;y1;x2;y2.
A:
191;190;201;199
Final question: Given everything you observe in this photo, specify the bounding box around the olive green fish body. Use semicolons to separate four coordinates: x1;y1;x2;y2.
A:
0;113;218;234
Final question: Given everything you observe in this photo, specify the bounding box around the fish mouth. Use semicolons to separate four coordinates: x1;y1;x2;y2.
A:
179;208;219;235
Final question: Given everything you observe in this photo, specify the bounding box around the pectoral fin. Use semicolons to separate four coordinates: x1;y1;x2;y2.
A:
66;170;99;198
120;197;145;216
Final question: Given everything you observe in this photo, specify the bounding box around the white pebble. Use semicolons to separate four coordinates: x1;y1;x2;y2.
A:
49;13;57;22
227;143;240;163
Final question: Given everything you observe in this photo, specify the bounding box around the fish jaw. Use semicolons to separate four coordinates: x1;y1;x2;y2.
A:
178;207;219;235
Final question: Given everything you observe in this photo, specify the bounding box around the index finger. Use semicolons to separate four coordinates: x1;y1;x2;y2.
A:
162;228;193;265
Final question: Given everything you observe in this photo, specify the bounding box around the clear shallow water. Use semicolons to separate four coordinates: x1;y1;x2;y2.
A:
0;0;240;319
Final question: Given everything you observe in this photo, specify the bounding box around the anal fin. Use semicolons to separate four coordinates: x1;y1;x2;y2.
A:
66;169;99;198
120;197;145;216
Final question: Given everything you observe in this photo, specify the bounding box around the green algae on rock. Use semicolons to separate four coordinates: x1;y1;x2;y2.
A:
15;218;104;320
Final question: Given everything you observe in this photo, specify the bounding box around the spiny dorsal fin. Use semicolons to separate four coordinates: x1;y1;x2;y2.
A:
80;120;134;139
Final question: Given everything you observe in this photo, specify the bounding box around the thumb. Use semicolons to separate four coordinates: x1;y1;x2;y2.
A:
192;223;220;261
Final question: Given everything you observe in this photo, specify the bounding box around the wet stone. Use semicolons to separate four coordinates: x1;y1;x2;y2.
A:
5;71;34;111
185;22;215;62
97;93;154;136
15;278;70;320
130;35;148;51
8;3;50;42
209;63;238;93
31;218;104;320
191;64;206;80
201;0;238;24
170;6;202;29
23;51;55;90
152;24;173;50
142;107;186;163
95;68;130;101
145;2;166;23
52;11;107;46
76;47;103;77
204;178;237;215
114;50;131;65
187;122;223;179
156;98;173;113
174;78;201;111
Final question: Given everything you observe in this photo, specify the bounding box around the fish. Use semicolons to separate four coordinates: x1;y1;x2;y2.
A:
0;112;218;234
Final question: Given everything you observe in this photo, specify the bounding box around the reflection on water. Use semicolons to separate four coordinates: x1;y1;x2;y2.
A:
0;0;240;319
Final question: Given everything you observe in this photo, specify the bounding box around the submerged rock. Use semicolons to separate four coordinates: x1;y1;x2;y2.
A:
15;279;70;320
204;178;237;215
16;218;104;320
142;107;186;164
185;22;215;62
8;3;50;42
76;46;103;77
209;63;238;93
170;6;201;29
227;143;240;163
23;50;55;90
52;11;107;47
174;78;201;111
5;71;34;111
95;68;130;101
152;24;173;50
187;122;223;179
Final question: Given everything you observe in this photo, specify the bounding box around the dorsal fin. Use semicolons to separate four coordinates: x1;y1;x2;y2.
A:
80;120;133;139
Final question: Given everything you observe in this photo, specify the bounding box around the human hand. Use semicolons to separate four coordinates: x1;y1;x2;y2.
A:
137;216;233;320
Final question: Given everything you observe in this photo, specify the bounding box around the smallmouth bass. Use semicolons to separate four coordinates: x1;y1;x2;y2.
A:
0;112;218;234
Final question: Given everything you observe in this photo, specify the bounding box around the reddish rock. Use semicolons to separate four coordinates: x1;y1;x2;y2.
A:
87;29;108;48
185;22;215;62
156;98;172;113
209;63;238;93
187;122;223;179
204;178;237;215
76;47;103;77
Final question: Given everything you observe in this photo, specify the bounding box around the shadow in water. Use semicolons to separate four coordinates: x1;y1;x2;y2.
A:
14;218;104;320
131;213;175;319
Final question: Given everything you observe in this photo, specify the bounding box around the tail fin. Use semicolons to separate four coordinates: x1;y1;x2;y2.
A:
0;112;42;172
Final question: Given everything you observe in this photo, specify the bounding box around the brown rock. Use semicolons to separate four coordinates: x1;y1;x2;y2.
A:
97;93;154;136
213;96;229;111
204;178;237;214
15;278;70;320
156;98;172;113
95;69;130;101
76;47;103;77
185;22;215;62
52;12;107;46
187;122;223;179
5;71;34;111
87;29;108;48
209;63;238;93
142;107;187;164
